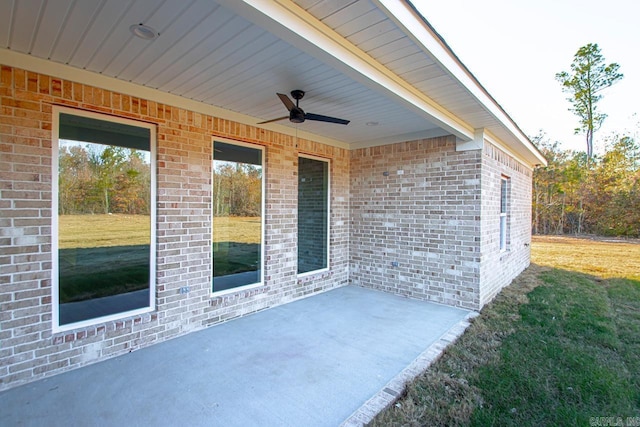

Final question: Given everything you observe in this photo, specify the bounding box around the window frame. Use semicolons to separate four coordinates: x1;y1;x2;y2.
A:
499;176;509;252
210;138;265;296
52;106;157;333
297;154;331;277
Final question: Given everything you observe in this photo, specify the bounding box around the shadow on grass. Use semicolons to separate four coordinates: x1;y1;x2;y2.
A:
370;264;640;426
213;241;260;277
59;241;261;303
59;245;150;303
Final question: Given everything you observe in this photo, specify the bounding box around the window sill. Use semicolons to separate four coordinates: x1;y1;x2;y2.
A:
52;310;158;342
210;281;263;298
297;267;330;279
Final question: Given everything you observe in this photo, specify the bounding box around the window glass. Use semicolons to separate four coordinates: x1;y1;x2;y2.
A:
500;177;508;251
298;156;329;274
500;179;508;215
212;141;263;292
55;111;155;328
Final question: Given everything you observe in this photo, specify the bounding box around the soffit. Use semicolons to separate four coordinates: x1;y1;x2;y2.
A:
0;0;544;164
293;0;543;164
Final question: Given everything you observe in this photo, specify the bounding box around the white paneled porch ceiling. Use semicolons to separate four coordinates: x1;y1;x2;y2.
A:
0;0;545;165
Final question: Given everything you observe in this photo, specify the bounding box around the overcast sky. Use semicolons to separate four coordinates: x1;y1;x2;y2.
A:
414;0;639;153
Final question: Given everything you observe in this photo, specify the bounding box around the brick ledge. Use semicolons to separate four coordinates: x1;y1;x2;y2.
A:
51;312;158;344
340;310;480;427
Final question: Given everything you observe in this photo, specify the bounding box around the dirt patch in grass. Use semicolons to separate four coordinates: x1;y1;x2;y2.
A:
371;237;640;426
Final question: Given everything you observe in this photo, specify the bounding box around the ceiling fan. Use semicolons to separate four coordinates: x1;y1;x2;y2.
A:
258;90;350;125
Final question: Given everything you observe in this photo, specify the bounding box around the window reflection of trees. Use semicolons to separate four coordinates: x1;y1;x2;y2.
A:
212;142;263;293
213;161;262;217
58;142;151;216
56;111;154;328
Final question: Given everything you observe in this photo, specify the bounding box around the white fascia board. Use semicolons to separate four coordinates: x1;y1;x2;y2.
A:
216;0;474;142
375;0;547;167
0;48;349;150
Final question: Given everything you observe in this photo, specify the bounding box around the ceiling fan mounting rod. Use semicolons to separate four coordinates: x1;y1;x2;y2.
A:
291;89;305;101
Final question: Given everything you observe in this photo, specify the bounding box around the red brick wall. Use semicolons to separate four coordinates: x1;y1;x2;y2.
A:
0;65;349;390
349;137;482;309
0;63;534;391
479;142;533;306
349;136;533;310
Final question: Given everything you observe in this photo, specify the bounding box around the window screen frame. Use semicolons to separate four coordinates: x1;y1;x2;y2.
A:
51;106;157;333
297;154;330;276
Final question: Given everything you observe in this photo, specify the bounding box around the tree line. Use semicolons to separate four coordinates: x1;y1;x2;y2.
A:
533;133;640;237
58;144;151;215
213;162;261;217
60;144;263;218
533;42;639;237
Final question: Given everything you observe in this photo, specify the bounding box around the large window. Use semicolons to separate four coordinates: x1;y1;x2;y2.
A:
500;176;509;251
298;156;329;274
53;107;155;330
212;141;263;293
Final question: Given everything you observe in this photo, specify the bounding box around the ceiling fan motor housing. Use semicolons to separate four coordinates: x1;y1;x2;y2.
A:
290;90;306;123
290;108;306;123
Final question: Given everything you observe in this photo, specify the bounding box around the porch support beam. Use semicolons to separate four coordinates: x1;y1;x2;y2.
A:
456;128;485;152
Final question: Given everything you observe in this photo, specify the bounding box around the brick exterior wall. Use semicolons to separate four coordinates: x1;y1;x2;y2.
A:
0;64;534;391
478;142;533;306
0;66;349;390
349;137;533;311
349;137;482;310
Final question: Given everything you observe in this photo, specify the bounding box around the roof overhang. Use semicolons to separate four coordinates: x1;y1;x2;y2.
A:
0;0;546;167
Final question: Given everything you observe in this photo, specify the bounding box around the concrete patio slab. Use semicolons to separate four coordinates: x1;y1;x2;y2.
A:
0;286;472;427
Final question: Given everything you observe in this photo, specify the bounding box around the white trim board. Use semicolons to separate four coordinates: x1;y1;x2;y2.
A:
1;49;349;150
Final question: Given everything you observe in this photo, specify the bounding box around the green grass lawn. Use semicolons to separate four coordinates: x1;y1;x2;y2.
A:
58;245;149;303
59;214;151;248
372;236;640;426
58;215;261;301
212;216;261;277
58;214;151;302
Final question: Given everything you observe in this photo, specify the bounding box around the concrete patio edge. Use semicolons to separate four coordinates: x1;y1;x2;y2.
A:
341;310;480;427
